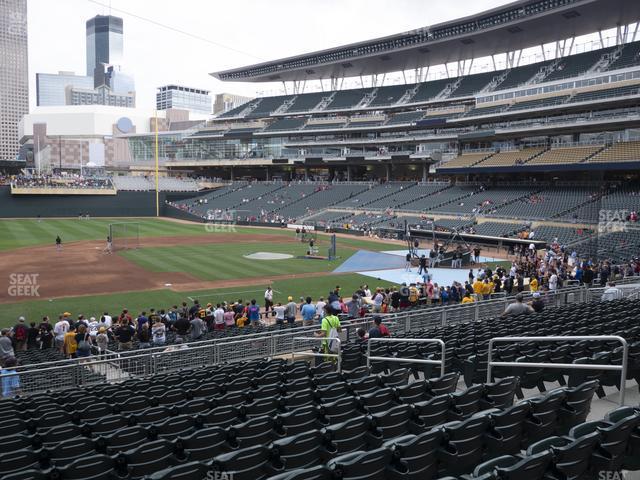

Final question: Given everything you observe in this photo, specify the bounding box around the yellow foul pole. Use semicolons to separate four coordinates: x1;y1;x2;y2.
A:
155;110;159;217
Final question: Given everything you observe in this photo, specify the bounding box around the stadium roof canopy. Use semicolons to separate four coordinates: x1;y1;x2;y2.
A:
211;0;640;83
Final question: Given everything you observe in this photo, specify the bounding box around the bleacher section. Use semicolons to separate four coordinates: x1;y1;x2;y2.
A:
472;221;524;237
475;147;546;167
496;61;552;90
368;84;412;107
385;111;425;125
490;187;598;221
569;84;640;103
606;41;640;71
544;47;615;82
526;145;603;165
430;186;533;215
334;183;414;208
286;92;327;113
322;89;370;110
247;95;295;118
263;118;306;132
532;224;593;245
376;183;451;211
463;103;508;117
440;152;494;168
449;71;498;97
587;140;640;163
508;95;570;111
576;228;640;262
275;184;371;220
409;78;452;103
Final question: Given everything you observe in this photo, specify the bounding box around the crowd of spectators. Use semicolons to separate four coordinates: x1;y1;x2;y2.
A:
11;174;114;190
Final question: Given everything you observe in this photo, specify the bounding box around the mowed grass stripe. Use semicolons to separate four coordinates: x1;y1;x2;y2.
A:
119;242;344;281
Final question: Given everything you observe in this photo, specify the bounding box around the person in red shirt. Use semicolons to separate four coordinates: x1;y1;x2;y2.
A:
368;316;390;339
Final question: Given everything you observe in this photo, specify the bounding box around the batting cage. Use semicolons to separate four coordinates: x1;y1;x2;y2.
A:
108;222;140;251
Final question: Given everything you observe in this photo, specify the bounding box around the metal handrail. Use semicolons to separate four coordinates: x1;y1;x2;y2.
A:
366;338;446;377
291;337;342;372
487;335;629;405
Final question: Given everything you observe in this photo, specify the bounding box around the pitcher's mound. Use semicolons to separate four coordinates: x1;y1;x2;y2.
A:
244;252;294;260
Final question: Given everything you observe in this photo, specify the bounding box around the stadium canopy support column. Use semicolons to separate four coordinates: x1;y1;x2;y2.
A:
229;166;234;182
304;167;309;181
422;162;427;183
346;165;351;181
265;166;270;181
385;163;391;182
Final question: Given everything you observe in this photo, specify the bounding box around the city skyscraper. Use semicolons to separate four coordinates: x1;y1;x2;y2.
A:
86;15;123;81
0;0;29;161
157;85;211;115
36;72;94;107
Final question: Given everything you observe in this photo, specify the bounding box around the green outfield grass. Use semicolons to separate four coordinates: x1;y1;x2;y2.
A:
0;273;396;328
0;217;394;252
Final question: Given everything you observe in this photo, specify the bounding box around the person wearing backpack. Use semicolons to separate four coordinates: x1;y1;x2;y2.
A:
12;318;28;352
75;324;92;359
316;302;341;359
247;299;261;327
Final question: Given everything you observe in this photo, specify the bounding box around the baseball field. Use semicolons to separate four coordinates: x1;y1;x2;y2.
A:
0;217;399;328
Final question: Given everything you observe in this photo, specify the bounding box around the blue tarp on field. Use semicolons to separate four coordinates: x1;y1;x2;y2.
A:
334;250;406;273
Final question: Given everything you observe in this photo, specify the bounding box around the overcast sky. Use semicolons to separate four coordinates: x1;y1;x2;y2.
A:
27;0;517;111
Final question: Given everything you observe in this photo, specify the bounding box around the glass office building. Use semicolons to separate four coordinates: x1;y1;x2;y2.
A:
156;85;211;115
36;72;94;106
86;15;123;79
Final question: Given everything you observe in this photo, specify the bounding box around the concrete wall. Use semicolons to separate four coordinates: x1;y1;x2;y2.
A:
0;186;201;218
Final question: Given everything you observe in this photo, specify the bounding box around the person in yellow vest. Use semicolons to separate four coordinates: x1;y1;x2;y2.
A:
481;279;494;300
529;276;539;293
472;278;484;296
461;292;475;304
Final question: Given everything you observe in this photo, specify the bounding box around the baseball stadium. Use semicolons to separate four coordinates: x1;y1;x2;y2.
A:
2;0;640;479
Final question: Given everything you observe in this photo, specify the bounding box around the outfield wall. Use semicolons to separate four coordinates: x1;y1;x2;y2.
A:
0;186;202;218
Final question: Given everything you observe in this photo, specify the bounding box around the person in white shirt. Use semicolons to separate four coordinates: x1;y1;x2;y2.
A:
273;303;286;325
101;313;112;329
264;287;274;316
213;305;225;330
363;285;372;298
53;316;70;352
548;272;558;291
316;298;327;320
152;319;166;345
372;289;384;313
601;282;624;301
87;317;100;341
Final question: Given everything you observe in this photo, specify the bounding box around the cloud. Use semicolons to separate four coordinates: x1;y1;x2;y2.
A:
27;0;521;111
